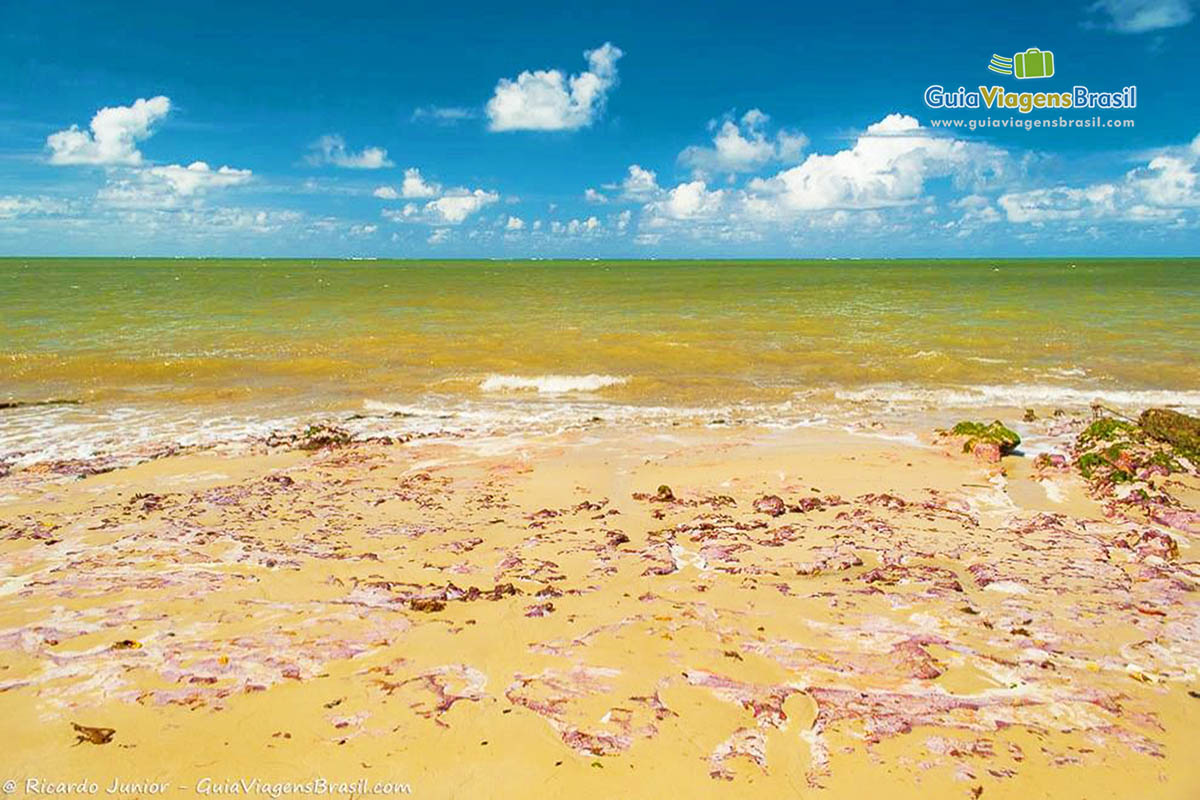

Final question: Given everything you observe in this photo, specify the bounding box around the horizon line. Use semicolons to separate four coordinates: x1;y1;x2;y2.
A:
1;255;1197;262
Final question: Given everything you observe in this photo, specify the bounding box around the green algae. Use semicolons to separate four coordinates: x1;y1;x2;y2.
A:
1074;411;1196;486
1140;408;1200;461
950;420;1021;455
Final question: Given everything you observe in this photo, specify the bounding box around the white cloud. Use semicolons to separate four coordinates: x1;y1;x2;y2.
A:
505;215;525;230
743;113;1007;215
646;180;727;220
0;195;72;219
425;189;500;223
111;206;303;236
550;216;602;236
620;164;660;200
306;134;393;169
998;133;1200;223
46;96;171;166
382;204;418;222
486;42;623;131
620;113;1017;243
376;163;501;225
572;215;600;234
428;228;450;244
98;161;252;208
998;185;1120;223
679;109;808;176
1089;0;1194;33
953;194;1002;224
400;167;440;198
348;223;378;236
374;169;443;201
143;161;252;195
584;188;608;204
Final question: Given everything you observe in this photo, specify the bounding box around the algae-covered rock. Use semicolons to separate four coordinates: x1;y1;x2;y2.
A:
1140;408;1200;459
949;421;1021;460
1073;414;1190;486
297;424;353;451
1074;417;1142;483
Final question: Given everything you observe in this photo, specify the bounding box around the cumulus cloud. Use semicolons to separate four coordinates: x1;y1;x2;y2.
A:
98;161;252;208
584;164;659;204
645;180;727;221
742;114;1008;215
1088;0;1194;33
505;215;525;230
382;184;500;225
373;168;442;200
679;109;808;177
46;96;171;165
486;43;623;131
399;168;440;198
306;134;393;169
620;164;660;200
143;162;252;195
953;194;1003;224
624;113;1013;242
998;133;1200;223
550;216;602;236
376;165;500;225
425;189;500;223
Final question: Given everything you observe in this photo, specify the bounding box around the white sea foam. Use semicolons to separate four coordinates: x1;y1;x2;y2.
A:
479;374;628;393
4;377;1198;476
835;383;1200;412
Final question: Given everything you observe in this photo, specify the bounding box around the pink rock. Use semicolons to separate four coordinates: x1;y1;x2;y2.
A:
971;442;1002;463
753;495;787;516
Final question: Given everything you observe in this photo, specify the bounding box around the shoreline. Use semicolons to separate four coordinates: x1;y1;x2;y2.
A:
4;382;1200;478
2;417;1197;797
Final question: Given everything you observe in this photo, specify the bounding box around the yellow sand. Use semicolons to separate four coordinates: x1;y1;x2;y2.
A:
1;424;1197;799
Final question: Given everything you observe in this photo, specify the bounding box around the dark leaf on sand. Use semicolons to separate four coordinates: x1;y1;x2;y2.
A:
72;722;115;745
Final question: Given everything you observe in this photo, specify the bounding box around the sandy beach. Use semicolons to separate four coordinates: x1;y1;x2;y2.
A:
2;410;1197;799
5;0;1200;791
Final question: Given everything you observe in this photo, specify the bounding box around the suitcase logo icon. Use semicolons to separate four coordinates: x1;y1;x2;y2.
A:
988;48;1055;79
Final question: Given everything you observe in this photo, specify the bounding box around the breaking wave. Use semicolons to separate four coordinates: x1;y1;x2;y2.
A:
479;374;628;394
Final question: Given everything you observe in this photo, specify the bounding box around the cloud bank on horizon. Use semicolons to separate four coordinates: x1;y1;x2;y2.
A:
0;0;1197;256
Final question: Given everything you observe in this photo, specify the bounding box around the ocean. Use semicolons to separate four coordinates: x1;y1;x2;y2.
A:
2;257;1198;464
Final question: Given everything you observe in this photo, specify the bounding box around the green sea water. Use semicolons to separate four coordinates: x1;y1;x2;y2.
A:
1;258;1198;461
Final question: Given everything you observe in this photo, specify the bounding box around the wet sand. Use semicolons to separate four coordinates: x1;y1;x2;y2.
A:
1;420;1198;798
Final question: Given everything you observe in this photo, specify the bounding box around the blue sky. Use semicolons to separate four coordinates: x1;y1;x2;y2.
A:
1;0;1197;257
